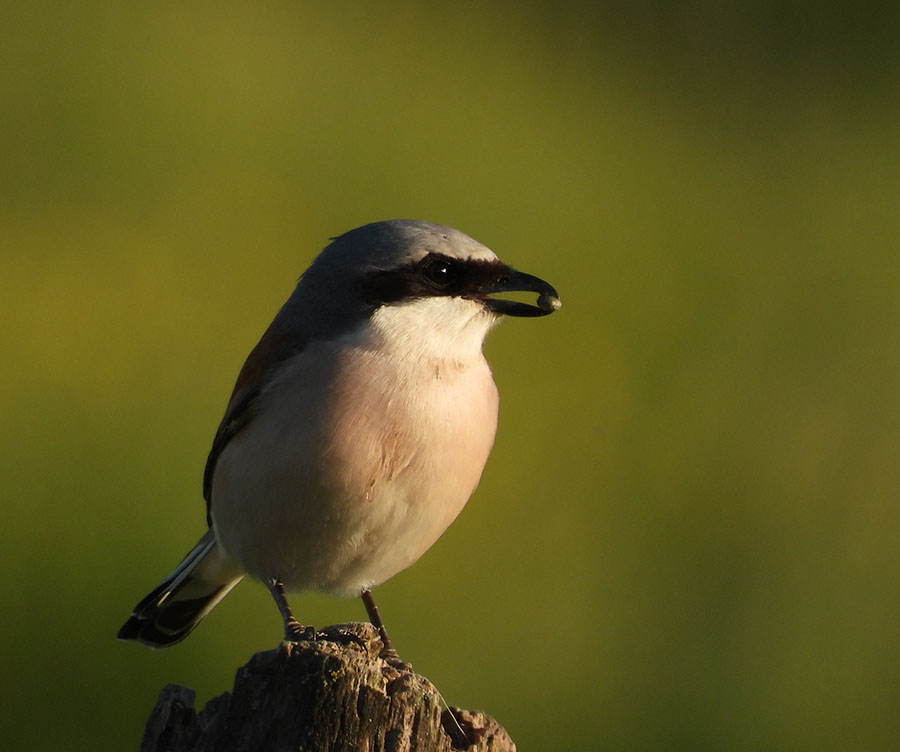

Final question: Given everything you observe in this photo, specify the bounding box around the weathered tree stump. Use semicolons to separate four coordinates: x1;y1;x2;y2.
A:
139;622;516;752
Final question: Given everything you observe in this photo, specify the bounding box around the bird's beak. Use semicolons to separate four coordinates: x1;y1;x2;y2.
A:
472;268;562;317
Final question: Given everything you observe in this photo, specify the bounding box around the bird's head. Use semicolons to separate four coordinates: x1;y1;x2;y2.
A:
285;220;561;355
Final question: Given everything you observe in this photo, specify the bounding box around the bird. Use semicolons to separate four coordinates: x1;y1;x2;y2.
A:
118;219;561;661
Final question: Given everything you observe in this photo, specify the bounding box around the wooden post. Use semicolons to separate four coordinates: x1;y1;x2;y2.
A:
139;622;516;752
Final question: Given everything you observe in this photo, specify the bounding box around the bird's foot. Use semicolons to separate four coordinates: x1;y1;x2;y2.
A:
283;618;316;643
379;645;413;672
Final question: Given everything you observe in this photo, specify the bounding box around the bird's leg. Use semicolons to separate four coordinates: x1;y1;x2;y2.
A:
361;589;410;670
266;578;315;642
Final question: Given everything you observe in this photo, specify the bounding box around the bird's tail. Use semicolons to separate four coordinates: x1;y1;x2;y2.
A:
118;529;244;648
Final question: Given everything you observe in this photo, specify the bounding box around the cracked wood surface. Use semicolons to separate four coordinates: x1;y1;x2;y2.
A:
139;622;516;752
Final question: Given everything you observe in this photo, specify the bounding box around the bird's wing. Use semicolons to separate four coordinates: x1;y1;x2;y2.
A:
203;316;307;522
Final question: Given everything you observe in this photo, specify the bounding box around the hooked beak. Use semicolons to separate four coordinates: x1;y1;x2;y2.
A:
471;268;562;317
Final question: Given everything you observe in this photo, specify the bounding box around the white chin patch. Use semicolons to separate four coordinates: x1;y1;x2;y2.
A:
369;296;497;359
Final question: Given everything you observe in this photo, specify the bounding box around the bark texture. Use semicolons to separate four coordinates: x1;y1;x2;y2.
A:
139;622;515;752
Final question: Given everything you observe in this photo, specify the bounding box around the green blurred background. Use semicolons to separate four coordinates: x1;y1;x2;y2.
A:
3;1;900;749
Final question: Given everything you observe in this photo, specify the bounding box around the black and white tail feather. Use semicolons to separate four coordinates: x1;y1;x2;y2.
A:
117;529;244;647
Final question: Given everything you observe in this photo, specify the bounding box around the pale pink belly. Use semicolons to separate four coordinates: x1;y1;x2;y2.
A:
210;348;499;596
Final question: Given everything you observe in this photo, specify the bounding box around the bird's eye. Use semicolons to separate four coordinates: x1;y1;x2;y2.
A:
420;257;458;289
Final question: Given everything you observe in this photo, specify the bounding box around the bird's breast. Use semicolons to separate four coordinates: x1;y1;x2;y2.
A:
322;345;500;523
210;339;499;595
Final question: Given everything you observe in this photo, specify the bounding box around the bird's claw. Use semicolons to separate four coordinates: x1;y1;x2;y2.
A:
379;645;412;672
284;618;316;642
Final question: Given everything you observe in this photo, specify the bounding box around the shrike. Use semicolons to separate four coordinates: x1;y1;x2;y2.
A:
119;219;560;659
